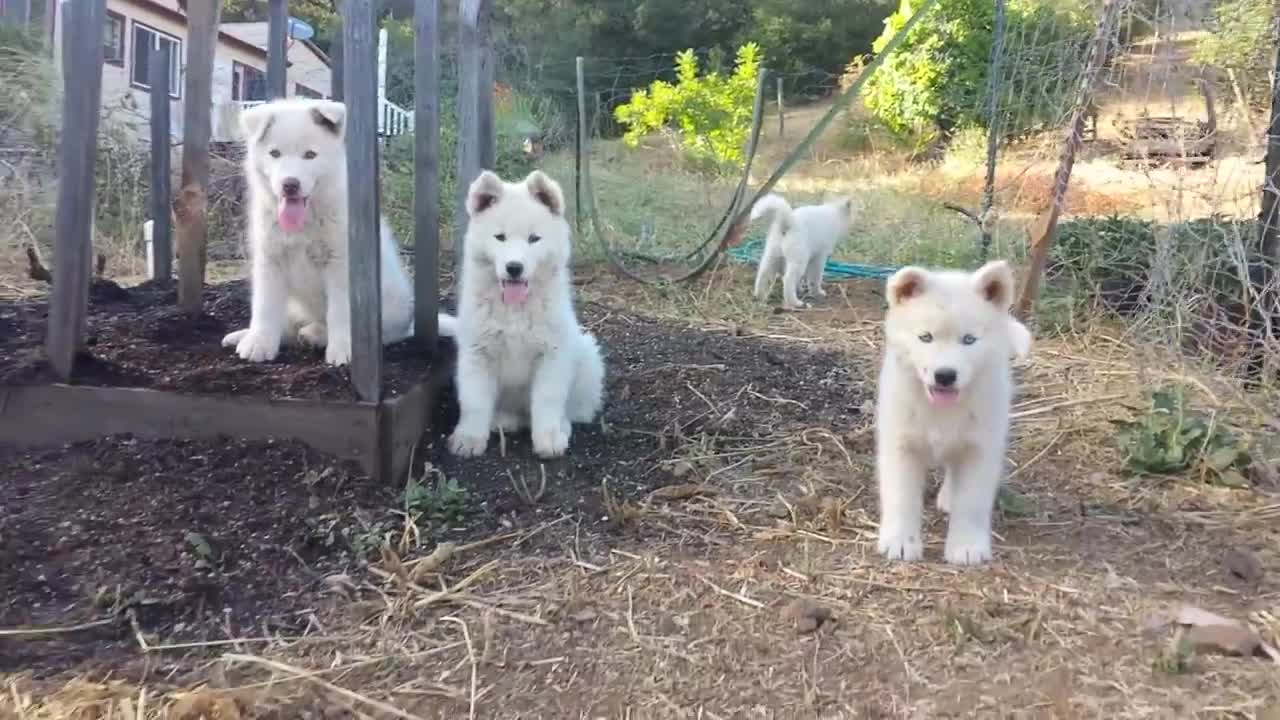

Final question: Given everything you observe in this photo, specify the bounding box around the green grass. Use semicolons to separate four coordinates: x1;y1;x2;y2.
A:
549;137;1016;273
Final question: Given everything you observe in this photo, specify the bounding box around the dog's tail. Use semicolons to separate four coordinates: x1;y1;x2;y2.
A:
1009;316;1032;361
406;313;459;339
749;193;794;233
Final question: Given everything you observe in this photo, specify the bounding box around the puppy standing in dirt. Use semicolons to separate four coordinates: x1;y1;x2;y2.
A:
443;170;605;459
749;193;856;309
875;260;1031;566
221;98;440;366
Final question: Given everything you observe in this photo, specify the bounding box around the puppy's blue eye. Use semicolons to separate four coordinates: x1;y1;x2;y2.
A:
961;334;978;345
494;233;507;242
918;332;933;343
528;234;541;244
304;150;317;160
269;149;281;158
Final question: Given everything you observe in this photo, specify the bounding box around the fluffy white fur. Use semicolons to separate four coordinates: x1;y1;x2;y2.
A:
443;169;605;458
749;193;856;309
875;260;1031;566
221;98;443;366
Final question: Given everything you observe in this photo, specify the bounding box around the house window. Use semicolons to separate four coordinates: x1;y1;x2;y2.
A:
232;61;268;102
104;11;125;66
296;83;322;99
130;22;181;99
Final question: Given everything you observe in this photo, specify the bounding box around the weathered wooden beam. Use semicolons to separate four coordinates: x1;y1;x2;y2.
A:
454;0;488;269
343;0;383;402
267;0;288;99
46;0;106;380
413;0;441;348
149;42;173;281
176;0;222;312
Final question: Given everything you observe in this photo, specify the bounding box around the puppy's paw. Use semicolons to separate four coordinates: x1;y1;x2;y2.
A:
877;531;924;562
783;300;809;311
325;335;352;366
448;428;489;457
222;328;249;348
531;420;570;458
298;322;328;347
234;331;280;363
812;287;828;298
944;532;992;566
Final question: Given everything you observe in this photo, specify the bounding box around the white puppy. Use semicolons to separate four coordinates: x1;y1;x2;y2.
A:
221;98;427;366
875;260;1030;566
749;193;856;309
444;170;605;458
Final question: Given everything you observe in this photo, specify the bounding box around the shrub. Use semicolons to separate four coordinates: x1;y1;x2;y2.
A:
1194;0;1275;109
612;43;762;172
862;0;1092;142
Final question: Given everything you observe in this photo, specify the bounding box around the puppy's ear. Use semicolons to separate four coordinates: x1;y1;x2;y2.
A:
1008;316;1032;361
467;171;505;216
973;260;1015;310
525;170;565;216
886;266;927;307
309;101;346;138
239;103;275;144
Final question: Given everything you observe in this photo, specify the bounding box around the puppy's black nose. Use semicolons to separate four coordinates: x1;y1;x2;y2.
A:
934;368;957;387
282;177;301;197
505;261;524;279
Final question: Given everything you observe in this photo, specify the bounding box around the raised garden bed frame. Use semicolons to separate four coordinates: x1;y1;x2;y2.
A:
2;0;493;481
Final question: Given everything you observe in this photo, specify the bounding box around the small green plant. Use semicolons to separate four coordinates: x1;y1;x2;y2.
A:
1194;0;1275;109
404;471;472;525
1152;629;1193;674
613;43;762;172
1113;386;1252;487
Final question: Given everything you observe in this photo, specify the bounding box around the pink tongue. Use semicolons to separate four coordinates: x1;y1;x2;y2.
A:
502;281;530;305
929;389;959;408
277;198;307;232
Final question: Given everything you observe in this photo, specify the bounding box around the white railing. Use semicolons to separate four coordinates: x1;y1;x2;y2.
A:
211;98;414;143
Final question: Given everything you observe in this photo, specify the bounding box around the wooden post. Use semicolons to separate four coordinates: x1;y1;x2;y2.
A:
478;23;495;170
330;16;344;101
176;0;222;313
1014;0;1122;319
574;56;585;234
267;0;288;99
149;42;172;281
46;0;106;380
455;0;488;268
1249;28;1280;383
343;0;383;402
413;0;441;348
776;77;784;137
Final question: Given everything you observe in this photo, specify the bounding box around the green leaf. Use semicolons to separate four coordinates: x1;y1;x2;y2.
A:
1215;469;1251;488
1206;445;1243;471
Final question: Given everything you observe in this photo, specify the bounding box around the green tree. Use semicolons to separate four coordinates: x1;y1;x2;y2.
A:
613;42;762;170
739;0;895;97
862;0;1091;141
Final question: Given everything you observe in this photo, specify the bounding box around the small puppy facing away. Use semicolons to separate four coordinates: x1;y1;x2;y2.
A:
874;260;1031;566
749;193;856;309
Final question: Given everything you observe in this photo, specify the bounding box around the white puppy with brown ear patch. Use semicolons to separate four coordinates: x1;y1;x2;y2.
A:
875;260;1028;566
444;170;605;459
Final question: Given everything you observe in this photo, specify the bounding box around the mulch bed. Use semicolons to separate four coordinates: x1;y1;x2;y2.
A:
0;298;868;681
0;279;442;400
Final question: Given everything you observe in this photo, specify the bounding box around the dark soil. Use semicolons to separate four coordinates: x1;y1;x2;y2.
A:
0;279;443;400
0;436;395;679
0;299;866;681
